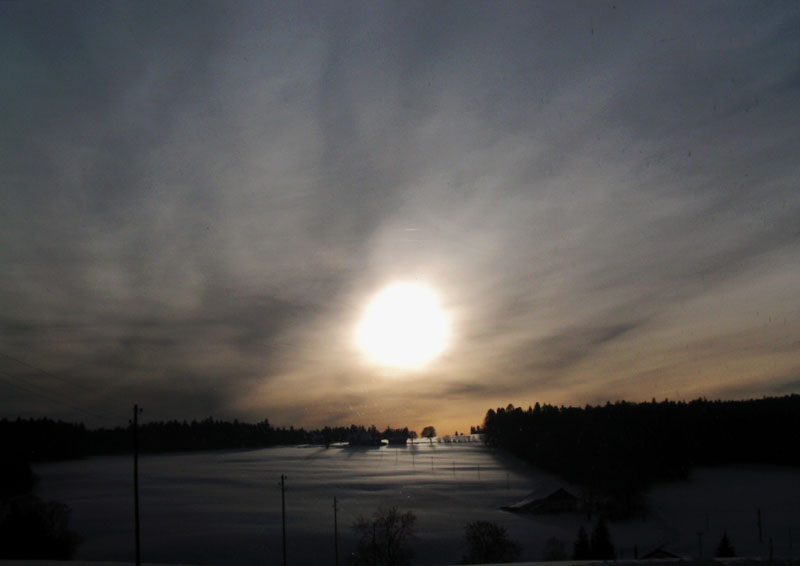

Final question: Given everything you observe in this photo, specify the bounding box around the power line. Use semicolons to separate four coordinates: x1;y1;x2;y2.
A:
0;368;118;424
0;351;120;423
0;351;95;392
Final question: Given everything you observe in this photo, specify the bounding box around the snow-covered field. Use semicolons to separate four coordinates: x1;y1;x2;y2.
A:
33;441;800;565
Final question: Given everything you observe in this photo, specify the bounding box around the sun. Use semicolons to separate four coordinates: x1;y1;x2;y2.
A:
355;282;450;369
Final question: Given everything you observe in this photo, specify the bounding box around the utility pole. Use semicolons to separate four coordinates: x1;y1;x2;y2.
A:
333;497;339;566
133;404;142;566
281;474;287;566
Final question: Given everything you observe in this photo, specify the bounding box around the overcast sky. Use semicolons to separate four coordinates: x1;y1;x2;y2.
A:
2;1;799;433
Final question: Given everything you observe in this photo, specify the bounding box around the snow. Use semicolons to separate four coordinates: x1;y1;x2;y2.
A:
32;442;800;565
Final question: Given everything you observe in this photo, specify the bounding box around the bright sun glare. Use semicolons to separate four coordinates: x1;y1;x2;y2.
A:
356;282;450;369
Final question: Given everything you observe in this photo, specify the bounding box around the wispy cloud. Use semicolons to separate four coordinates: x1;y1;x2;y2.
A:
1;1;799;431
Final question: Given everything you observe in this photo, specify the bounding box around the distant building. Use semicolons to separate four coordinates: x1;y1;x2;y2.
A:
640;545;682;560
502;487;578;514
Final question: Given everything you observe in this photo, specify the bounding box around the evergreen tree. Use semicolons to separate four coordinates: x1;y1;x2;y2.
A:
542;537;567;561
590;518;616;560
572;526;591;560
481;395;800;520
716;531;736;558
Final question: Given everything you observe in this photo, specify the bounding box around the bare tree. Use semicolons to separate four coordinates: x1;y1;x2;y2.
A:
351;506;416;566
462;521;521;564
421;426;436;444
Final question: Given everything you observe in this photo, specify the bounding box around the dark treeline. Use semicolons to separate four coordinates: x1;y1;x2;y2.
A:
1;417;413;462
482;395;800;518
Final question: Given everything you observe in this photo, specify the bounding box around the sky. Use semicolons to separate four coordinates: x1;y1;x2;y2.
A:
2;1;799;434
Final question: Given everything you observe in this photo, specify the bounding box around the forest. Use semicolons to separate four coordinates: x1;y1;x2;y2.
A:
480;394;800;518
0;417;412;462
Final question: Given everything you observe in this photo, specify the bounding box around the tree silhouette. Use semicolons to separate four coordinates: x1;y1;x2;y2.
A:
542;536;568;561
590;518;616;559
462;521;521;564
0;459;80;559
572;525;591;560
421;426;437;444
481;395;800;519
351;506;416;566
716;531;736;558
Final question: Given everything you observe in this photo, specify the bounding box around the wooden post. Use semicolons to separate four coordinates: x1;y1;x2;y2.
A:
281;474;287;566
133;404;141;566
333;497;339;566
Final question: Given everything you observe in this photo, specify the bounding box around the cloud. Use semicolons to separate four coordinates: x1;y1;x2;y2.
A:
1;2;799;429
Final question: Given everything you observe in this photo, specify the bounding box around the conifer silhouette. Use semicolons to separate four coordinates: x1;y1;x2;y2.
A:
572;525;591;560
590;518;616;560
716;531;736;558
